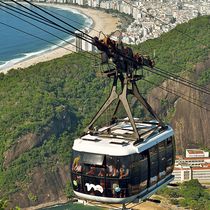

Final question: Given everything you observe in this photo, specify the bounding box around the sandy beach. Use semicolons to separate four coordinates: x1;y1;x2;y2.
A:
0;4;119;74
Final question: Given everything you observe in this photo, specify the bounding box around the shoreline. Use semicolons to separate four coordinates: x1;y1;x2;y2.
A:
22;195;169;210
0;3;119;74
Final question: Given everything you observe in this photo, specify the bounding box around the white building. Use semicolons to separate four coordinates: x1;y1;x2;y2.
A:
75;29;97;52
172;149;210;183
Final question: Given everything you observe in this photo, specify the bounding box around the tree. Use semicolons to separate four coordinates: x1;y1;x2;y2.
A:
170;199;178;205
179;199;188;207
188;200;197;209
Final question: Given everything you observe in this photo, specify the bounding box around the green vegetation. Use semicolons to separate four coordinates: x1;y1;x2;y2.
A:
199;146;210;155
129;15;210;91
0;52;110;200
1;14;210;203
156;179;210;209
198;68;210;86
152;196;163;200
164;107;176;124
28;193;37;202
64;180;75;198
0;200;20;210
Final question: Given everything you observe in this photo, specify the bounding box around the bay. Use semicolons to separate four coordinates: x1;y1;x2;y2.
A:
40;202;103;210
0;3;93;70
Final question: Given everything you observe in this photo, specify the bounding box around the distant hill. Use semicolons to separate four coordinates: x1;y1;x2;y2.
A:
1;15;210;208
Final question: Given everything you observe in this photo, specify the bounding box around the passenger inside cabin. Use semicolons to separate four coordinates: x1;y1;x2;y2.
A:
112;164;119;177
106;161;113;176
72;154;81;171
86;165;96;175
119;164;129;198
74;161;81;173
119;164;129;179
98;167;105;176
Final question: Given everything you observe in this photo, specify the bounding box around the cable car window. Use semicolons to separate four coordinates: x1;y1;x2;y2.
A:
149;145;158;186
106;180;120;198
106;156;129;178
139;150;148;192
82;153;104;165
130;154;140;173
158;141;166;180
71;172;83;193
130;154;140;195
83;164;105;177
166;137;174;175
71;150;83;172
166;136;172;145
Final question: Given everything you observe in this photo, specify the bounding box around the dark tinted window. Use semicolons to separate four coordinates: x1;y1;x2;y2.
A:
166;136;174;175
71;172;83;193
139;150;148;192
149;145;158;186
106;156;129;178
158;141;166;179
130;154;140;195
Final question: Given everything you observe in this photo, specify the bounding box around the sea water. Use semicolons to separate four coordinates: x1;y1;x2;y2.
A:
40;202;103;210
0;3;93;70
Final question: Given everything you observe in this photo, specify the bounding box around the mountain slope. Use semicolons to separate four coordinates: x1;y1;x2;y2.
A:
1;15;210;208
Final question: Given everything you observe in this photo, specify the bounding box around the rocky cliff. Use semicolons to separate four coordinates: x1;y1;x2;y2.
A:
3;106;71;168
147;56;210;155
9;164;71;209
4;106;72;209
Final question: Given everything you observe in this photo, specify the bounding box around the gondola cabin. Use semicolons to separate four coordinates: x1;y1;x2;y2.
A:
70;38;175;205
70;120;175;204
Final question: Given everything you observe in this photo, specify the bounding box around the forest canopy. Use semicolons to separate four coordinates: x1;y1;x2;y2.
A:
0;14;210;200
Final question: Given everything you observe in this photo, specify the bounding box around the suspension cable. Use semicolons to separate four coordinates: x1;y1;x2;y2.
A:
0;5;96;58
122;0;210;49
145;79;210;112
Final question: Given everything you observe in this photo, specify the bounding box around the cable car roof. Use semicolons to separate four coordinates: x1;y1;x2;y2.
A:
73;120;174;156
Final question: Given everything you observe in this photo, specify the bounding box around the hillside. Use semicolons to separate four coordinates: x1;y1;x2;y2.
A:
1;15;210;208
128;15;210;154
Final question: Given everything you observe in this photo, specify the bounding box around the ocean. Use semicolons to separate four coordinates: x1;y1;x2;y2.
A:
40;202;103;210
0;3;93;70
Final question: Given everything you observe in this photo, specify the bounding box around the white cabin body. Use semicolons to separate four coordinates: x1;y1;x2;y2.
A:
71;121;175;204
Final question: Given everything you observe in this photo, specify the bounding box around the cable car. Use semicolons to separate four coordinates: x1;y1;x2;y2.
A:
70;37;175;206
71;120;175;204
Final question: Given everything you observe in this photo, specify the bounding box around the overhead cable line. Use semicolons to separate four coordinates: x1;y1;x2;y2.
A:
20;0;94;43
145;79;210;112
154;66;210;94
146;77;210;108
2;0;209;97
0;5;96;58
4;0;159;68
122;0;210;49
0;1;51;23
143;66;210;96
38;4;100;34
0;21;93;60
8;0;94;46
4;0;208;96
0;2;71;35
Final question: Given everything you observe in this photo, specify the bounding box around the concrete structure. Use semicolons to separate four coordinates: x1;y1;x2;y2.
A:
172;149;210;183
75;29;97;52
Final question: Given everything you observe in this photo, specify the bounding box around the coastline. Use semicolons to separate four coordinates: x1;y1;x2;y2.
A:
22;195;169;210
0;4;119;74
